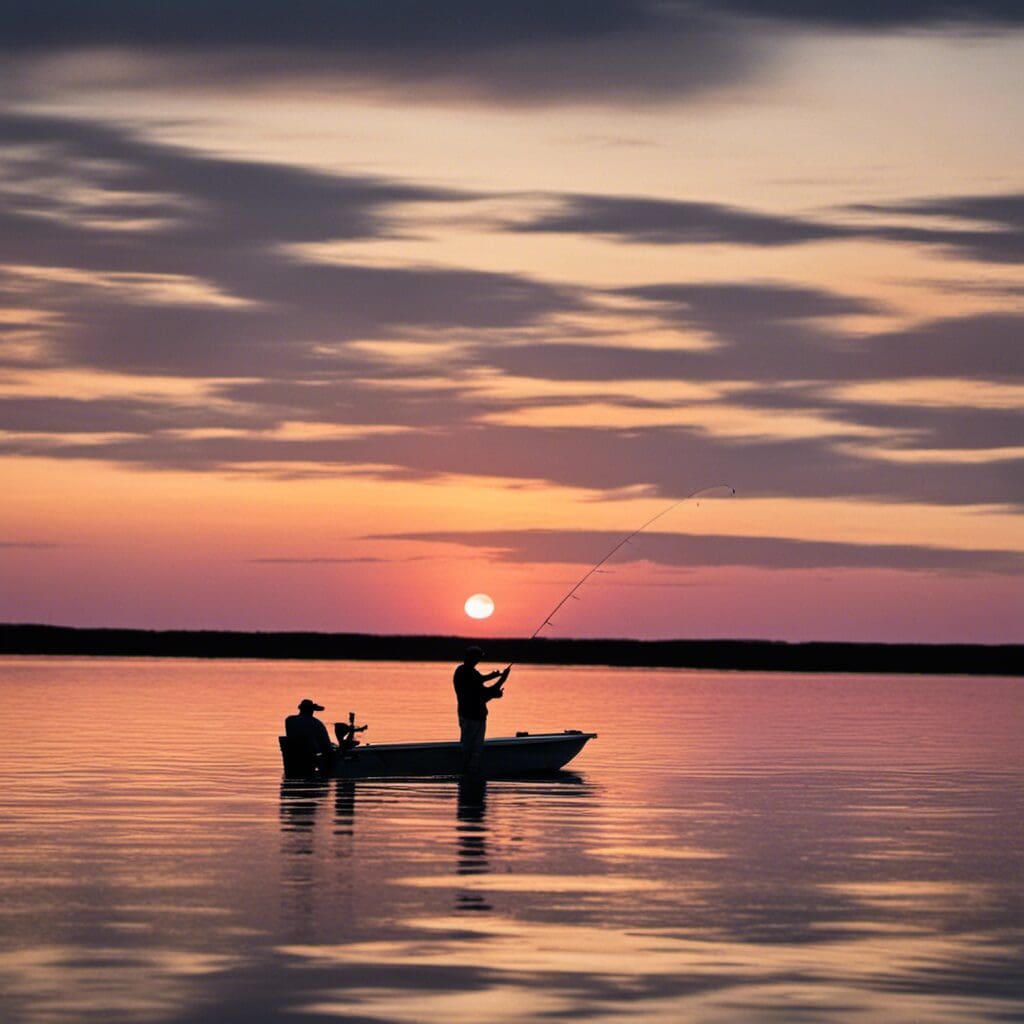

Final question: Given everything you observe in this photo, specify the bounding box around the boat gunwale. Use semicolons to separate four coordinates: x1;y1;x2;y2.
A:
353;732;597;753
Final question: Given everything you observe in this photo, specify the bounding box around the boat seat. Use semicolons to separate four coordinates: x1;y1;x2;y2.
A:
279;735;319;778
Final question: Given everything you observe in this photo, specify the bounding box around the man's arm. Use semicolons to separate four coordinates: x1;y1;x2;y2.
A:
483;666;510;699
313;719;333;756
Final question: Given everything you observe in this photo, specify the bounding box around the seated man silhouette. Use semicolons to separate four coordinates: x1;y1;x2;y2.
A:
284;698;333;776
453;646;510;774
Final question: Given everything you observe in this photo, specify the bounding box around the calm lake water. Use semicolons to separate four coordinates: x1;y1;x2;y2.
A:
0;657;1022;1023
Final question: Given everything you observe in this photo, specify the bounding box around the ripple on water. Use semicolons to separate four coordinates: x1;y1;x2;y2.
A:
0;660;1022;1023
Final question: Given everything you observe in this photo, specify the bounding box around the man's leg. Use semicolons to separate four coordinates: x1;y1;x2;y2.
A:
459;716;485;774
458;716;472;771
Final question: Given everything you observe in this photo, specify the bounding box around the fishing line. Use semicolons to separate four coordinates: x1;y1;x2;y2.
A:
524;483;736;641
488;483;738;682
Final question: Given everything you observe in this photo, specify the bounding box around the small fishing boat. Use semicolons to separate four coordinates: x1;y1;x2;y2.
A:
279;729;597;778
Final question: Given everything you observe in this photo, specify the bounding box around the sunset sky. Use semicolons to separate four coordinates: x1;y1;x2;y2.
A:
1;2;1022;642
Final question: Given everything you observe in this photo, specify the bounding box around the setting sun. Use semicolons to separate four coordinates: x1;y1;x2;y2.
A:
464;593;495;620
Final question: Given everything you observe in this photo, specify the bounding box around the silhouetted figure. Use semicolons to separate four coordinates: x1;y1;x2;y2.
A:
453;646;510;774
284;698;333;777
334;711;368;755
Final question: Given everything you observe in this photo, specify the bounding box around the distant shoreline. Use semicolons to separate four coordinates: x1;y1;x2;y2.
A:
1;624;1021;676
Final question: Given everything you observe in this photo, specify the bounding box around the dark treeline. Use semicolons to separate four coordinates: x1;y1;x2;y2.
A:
1;623;1021;676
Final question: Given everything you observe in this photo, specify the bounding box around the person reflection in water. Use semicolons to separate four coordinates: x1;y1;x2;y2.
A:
284;698;333;776
456;778;489;875
455;776;492;913
453;647;510;775
278;779;328;925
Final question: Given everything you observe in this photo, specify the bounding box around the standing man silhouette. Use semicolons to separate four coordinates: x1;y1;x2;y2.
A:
453;647;509;774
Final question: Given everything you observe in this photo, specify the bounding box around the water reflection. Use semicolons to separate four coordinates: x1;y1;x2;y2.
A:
281;913;1024;1024
279;779;329;927
1;660;1022;1024
334;781;356;838
0;946;242;1024
455;777;491;913
279;779;328;840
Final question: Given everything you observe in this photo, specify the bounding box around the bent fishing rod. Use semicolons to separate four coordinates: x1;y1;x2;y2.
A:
498;483;735;676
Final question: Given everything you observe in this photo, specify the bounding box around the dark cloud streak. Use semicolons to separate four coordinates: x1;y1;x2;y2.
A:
6;423;1020;509
3;3;1020;108
485;306;1024;385
8;1;1021;51
0;112;583;378
368;528;1024;575
513;195;858;246
1;4;754;105
718;0;1024;27
0;114;1020;520
3;3;660;51
514;191;1024;264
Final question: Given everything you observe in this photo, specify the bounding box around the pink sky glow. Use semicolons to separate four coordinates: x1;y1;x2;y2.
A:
1;5;1022;642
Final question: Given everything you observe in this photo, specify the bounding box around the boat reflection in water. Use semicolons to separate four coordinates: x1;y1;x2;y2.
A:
277;770;597;929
